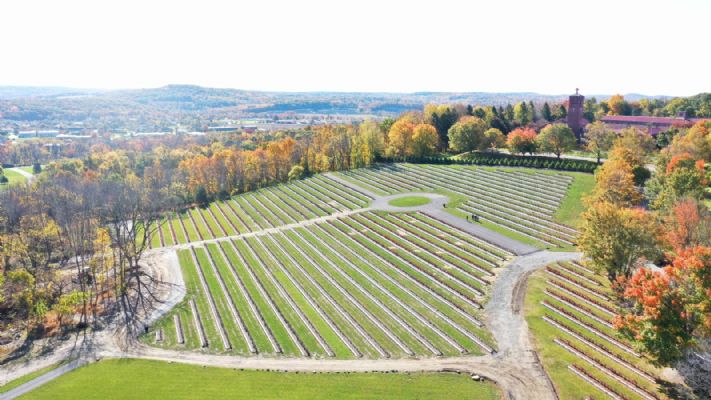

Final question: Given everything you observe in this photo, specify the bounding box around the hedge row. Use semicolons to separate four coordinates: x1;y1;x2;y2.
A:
377;153;599;173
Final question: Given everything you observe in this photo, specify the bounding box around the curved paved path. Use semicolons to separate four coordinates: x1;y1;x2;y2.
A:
326;173;538;255
2;175;579;400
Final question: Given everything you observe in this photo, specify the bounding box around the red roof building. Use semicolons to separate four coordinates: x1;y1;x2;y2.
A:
600;114;708;135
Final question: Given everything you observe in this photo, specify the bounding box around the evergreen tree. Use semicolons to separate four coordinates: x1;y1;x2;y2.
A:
529;100;537;122
541;102;553;122
555;104;567;119
514;102;530;126
505;104;515;124
466;104;473;115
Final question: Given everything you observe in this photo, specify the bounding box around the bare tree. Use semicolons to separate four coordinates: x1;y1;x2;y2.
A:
98;178;164;332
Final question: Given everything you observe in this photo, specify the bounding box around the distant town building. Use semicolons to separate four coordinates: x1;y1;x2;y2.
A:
600;113;709;135
17;130;60;139
131;131;172;137
207;126;239;132
57;134;92;141
566;89;588;140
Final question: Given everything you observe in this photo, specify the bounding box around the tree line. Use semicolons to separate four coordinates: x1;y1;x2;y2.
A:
577;119;711;397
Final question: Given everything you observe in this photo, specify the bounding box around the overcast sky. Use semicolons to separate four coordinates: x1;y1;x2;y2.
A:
1;0;709;95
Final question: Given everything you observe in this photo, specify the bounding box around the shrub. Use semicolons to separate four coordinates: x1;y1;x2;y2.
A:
376;153;598;173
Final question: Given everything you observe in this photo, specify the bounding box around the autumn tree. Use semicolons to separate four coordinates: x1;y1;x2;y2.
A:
387;118;415;158
607;94;629;115
648;153;707;210
447;116;488;153
506;127;537;155
608;133;653;185
424;104;460;150
536;123;576;158
354;119;385;166
616;247;711;365
589;158;643;206
411;123;438;158
583;121;616;163
664;199;711;252
483;128;505;151
615;127;656;164
578;201;662;282
665;120;711;162
288;165;305;181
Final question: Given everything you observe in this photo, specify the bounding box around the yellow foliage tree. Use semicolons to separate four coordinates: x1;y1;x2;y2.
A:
411;124;438;158
589;158;642;207
578;201;662;281
387;119;415;158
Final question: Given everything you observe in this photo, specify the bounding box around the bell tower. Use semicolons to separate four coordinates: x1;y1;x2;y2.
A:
567;88;585;140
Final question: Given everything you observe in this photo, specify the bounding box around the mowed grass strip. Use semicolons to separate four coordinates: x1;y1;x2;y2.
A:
263;234;379;358
306;224;472;356
217;241;281;354
178;211;201;242
349;215;485;298
194;246;250;353
206;203;235;236
255;235;356;358
231;239;301;356
18;359;501;400
246;236;332;357
290;227;429;356
176;249;222;350
314;222;488;351
160;219;175;246
330;219;481;317
277;231;394;357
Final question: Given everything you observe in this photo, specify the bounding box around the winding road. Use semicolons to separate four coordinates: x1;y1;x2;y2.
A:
1;174;581;400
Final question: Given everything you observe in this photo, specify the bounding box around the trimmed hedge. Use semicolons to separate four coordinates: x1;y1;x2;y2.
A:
377;153;599;173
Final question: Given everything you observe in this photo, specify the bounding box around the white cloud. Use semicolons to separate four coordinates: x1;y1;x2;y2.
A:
1;0;709;95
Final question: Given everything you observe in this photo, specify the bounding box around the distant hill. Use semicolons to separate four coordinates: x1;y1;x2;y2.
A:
0;84;682;129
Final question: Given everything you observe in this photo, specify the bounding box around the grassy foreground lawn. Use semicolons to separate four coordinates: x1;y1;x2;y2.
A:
387;196;431;207
20;359;501;400
0;363;61;394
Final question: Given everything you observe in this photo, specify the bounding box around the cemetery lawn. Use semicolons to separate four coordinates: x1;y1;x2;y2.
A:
19;359;501;400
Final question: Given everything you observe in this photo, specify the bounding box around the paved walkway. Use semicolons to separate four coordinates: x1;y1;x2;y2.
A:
165;208;369;251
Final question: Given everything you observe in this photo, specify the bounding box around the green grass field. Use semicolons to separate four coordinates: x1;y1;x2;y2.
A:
553;172;595;228
387;196;431;207
1;169;29;186
18;359;501;400
0;363;61;394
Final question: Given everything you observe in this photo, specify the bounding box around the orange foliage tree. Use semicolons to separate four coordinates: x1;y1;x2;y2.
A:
506;127;537;155
616;246;711;364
